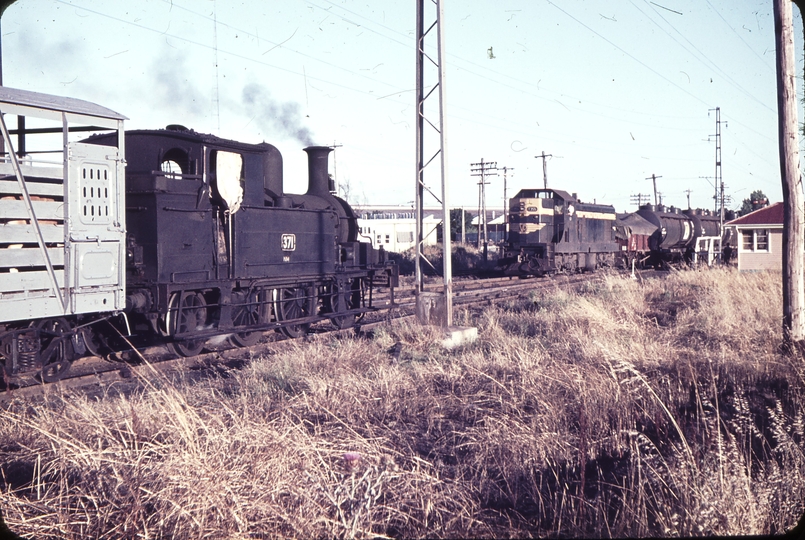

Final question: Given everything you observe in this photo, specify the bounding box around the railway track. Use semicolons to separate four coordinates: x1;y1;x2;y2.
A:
0;270;622;400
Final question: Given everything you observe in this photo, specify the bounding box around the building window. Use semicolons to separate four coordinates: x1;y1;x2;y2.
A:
756;229;769;251
385;234;390;244
741;229;770;252
741;230;753;251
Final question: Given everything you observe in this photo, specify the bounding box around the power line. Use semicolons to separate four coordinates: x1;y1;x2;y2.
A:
704;0;776;74
48;0;777;185
634;0;775;114
170;0;740;132
545;0;711;109
54;0;406;102
60;0;703;162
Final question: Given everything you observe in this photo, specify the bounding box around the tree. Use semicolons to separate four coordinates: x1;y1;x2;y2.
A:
774;0;805;352
449;208;475;239
437;209;476;243
739;190;769;216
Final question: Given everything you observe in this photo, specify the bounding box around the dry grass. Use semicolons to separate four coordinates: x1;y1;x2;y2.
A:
1;268;804;538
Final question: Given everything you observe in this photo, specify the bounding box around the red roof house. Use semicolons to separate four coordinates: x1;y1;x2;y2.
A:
725;202;784;271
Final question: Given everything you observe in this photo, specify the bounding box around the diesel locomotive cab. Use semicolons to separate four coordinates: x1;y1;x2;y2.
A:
502;188;618;275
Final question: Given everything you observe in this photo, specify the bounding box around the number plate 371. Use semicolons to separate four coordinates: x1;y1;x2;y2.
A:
281;234;296;251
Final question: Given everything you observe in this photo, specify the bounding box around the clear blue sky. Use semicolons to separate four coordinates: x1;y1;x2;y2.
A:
2;0;801;213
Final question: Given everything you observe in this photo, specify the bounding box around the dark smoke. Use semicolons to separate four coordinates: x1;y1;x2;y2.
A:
151;51;207;117
242;83;314;146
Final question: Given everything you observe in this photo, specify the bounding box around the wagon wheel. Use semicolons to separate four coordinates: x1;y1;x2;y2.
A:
327;280;359;330
36;318;72;383
277;287;311;338
167;292;208;357
230;290;270;347
81;318;125;359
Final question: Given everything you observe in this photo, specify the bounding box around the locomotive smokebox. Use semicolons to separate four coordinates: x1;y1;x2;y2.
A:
303;146;333;198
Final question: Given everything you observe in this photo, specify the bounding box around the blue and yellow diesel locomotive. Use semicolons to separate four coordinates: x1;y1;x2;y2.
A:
500;188;619;275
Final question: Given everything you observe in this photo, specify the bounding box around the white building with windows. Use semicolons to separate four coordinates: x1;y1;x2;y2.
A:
356;208;440;253
355;205;505;253
725;202;783;271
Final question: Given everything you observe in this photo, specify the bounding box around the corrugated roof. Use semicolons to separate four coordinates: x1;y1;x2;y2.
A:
727;201;783;226
0;86;127;121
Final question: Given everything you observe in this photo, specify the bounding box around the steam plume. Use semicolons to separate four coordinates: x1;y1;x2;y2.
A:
242;83;314;146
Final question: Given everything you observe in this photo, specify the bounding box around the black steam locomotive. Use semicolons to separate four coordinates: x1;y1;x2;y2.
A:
0;87;396;382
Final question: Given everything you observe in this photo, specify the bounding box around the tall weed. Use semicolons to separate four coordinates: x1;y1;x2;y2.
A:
1;268;803;537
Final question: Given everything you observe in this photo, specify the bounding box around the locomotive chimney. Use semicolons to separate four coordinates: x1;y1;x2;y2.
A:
303;145;333;198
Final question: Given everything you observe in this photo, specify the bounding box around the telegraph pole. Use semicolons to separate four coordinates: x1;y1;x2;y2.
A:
535;151;552;189
471;159;497;261
646;174;662;206
630;193;651;207
500;166;514;242
773;0;805;348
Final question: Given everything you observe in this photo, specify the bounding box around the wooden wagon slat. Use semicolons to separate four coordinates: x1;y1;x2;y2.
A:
0;223;64;244
0;162;63;181
0;247;64;268
0;199;64;221
0;179;64;197
0;268;64;293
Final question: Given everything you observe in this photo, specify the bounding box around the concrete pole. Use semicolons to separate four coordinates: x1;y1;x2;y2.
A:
436;0;452;326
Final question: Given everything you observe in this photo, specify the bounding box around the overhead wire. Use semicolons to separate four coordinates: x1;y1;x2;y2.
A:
632;0;775;115
217;1;780;189
48;0;778;200
704;0;776;74
157;0;760;148
52;0;409;104
144;0;700;150
306;0;714;126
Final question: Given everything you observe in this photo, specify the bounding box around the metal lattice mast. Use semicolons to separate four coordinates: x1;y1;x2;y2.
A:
710;106;725;225
415;0;452;325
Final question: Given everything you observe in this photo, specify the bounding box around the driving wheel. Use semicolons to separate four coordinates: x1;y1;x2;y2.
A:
230;290;269;347
167;292;207;357
277;287;311;338
328;280;359;330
